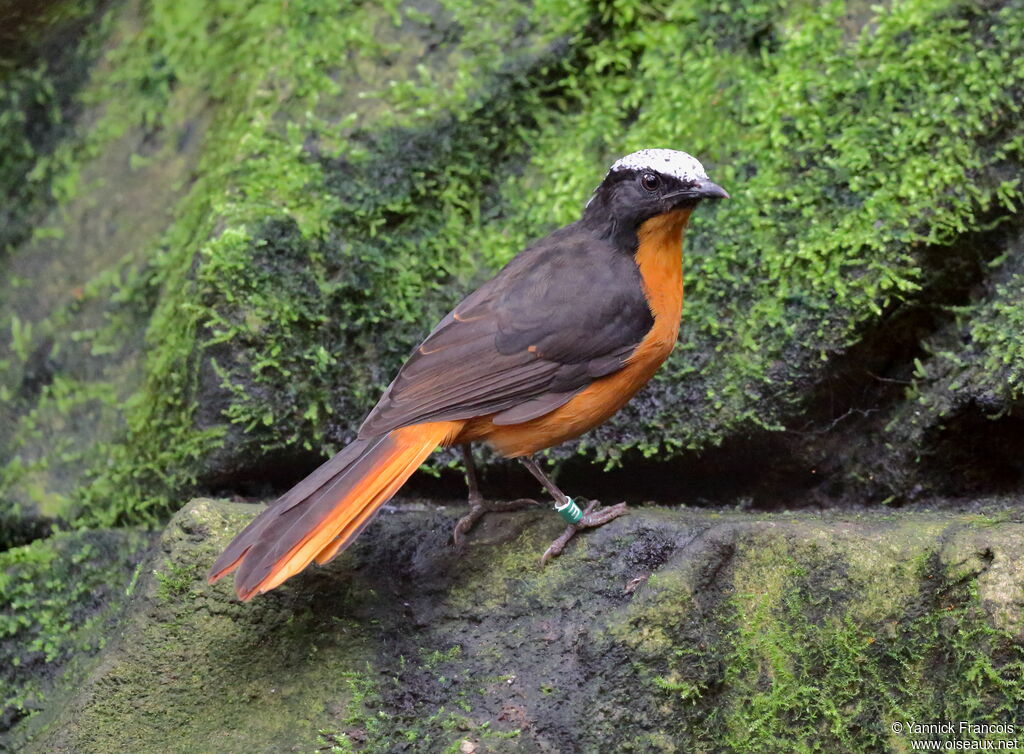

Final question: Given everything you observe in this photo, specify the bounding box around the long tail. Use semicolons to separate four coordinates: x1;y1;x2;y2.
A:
208;421;462;601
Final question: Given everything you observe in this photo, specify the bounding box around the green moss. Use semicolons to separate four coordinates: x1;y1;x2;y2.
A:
609;517;1024;752
152;560;202;604
0;0;114;257
3;0;1024;524
912;230;1024;409
870;227;1024;498
569;0;1024;461
0;528;150;735
15;500;371;752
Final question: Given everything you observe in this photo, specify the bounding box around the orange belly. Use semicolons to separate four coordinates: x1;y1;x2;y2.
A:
455;208;690;457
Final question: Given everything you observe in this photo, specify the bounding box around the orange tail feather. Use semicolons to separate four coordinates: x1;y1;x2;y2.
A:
208;421;461;601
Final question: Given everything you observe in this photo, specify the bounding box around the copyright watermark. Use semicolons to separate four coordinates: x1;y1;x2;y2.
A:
890;721;1019;750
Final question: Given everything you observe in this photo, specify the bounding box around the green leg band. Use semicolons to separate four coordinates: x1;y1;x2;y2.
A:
554;496;583;525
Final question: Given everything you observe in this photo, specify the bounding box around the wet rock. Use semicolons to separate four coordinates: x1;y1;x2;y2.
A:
12;498;1024;752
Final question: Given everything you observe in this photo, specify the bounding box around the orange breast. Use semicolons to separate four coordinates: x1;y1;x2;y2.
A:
460;208;691;457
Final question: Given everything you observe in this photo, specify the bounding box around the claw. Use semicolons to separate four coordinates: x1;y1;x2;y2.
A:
452;498;539;547
539;500;629;566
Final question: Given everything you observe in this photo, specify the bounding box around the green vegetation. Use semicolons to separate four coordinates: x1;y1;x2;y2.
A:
1;0;1022;525
603;516;1024;752
0;0;113;257
717;543;1024;752
614;0;1024;455
909;232;1024;418
152;559;202;603
0;528;149;734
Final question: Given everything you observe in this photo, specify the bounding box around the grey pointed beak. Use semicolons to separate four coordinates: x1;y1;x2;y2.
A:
697;179;729;200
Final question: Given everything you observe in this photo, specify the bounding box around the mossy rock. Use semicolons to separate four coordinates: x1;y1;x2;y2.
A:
2;0;1024;526
0;526;151;744
14;497;1024;752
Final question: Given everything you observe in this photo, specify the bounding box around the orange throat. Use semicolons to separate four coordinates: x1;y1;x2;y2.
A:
631;207;690;356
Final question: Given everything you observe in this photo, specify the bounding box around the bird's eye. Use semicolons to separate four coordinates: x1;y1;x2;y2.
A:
640;173;661;191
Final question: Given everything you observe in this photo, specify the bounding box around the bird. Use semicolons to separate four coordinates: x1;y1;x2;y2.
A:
208;148;728;601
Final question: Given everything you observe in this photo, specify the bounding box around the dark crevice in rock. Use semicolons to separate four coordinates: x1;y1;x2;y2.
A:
200;445;329;502
760;222;1021;505
918;409;1024;497
0;509;56;552
17;337;57;401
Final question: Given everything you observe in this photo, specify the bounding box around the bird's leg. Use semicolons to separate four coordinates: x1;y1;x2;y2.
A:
518;455;628;565
462;443;484;507
452;444;538;546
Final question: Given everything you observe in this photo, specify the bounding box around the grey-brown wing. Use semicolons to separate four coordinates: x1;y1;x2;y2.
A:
357;226;653;437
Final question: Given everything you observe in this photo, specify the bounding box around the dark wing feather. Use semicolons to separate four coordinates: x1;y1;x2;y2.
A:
490;390;583;425
358;224;654;437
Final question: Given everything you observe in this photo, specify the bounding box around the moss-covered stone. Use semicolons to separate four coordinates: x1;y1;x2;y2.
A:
883;227;1024;497
0;0;115;257
14;498;1024;752
0;0;216;525
0;526;150;740
2;0;1024;525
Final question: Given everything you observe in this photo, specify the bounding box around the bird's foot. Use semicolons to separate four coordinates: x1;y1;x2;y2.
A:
452;495;539;546
540;499;629;566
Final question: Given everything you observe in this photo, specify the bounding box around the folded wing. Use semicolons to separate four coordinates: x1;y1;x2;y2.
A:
358;227;654;436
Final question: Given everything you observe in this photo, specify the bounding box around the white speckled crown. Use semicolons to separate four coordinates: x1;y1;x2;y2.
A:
609;148;708;183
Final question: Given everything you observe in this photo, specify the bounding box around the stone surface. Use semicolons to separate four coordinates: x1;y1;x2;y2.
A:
10;498;1024;752
0;527;151;740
